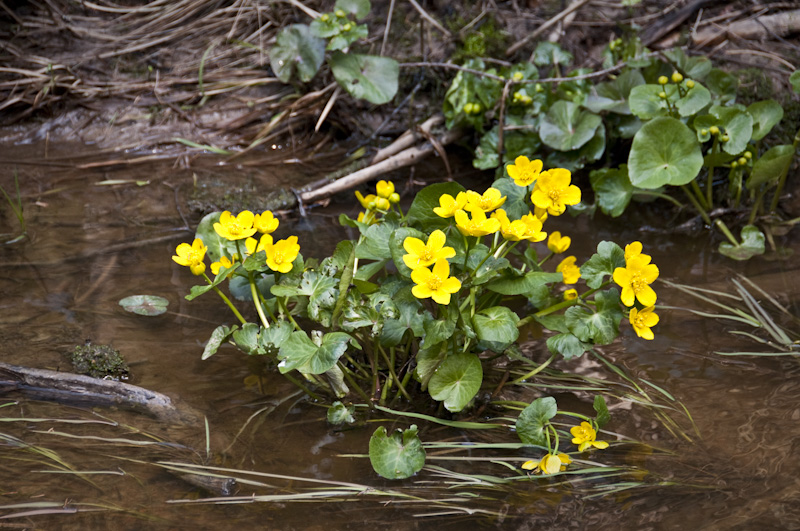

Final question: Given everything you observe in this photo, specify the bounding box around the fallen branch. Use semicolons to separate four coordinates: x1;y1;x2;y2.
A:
693;9;800;46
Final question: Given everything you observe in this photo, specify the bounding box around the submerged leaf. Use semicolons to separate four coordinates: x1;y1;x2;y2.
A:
119;295;169;316
369;425;426;479
718;225;765;261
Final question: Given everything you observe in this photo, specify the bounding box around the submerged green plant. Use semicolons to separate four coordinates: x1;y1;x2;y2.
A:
0;171;27;244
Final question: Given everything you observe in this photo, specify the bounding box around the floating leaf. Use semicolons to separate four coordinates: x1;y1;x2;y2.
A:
748;145;795;188
516;396;557;446
329;52;398;104
270;24;325;83
628;117;703;188
428;353;483;412
719;225;765;261
119;295;169;316
369;425;426;479
539;101;602;151
327;401;356;425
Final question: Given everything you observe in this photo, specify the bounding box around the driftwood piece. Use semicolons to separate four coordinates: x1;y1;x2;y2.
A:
0;362;200;424
171;471;238;496
693;9;800;46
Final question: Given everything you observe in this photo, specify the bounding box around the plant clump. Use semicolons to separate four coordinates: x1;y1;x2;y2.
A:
70;341;129;380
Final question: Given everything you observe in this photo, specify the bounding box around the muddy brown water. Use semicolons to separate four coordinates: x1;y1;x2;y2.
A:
1;142;799;530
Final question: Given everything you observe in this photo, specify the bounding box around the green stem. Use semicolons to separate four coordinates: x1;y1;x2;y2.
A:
748;188;766;225
713;219;739;246
768;129;799;213
378;346;411;401
279;297;302;331
339;361;372;404
681;185;712;226
281;372;324;401
689;179;710;211
248;273;270;329
706;137;718;208
202;273;246;324
510;353;556;385
634;190;685;209
537;251;554;268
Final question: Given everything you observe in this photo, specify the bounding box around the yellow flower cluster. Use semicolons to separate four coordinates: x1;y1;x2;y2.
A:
506;157;582;215
613;241;660;340
355;180;400;224
403;230;461;305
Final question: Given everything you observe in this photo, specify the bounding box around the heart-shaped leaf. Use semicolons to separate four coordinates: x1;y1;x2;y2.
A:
277;330;352;375
472;306;519;352
718;225;765;261
369;425;426;479
202;324;238;360
270;24;325;83
539;101;602;151
516;396;557;446
590;165;634;217
329;52;398;104
748;145;795;188
119;295;169;316
580;241;625;289
428;352;483;412
628;117;703;189
711;105;753;155
747;100;783;141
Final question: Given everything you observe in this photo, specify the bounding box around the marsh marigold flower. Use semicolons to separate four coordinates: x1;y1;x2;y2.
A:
172;238;207;276
433;192;467;218
455;206;501;237
254;210;279;234
531;168;581;215
376;180;395;199
355;190;377;209
263;236;300;273
629;305;659;340
403;229;456;270
519;212;547;242
507;156;543;187
466;187;506;212
492;209;529;241
556;256;581;284
563;288;579;301
214;211;258;241
210;255;235;276
570;422;609;452
613;255;659;307
522;452;572;475
411;258;461;305
547;231;571;254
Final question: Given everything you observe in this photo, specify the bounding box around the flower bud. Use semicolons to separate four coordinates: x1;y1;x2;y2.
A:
731;161;738;168
744;151;752;159
342;23;352;31
320;13;329;22
463;102;473;114
685;79;695;89
375;197;390;211
709;125;720;135
721;134;730;142
389;192;400;204
658;76;668;85
701;129;708;136
335;9;346;17
512;72;524;81
671;71;683;83
658;91;667;99
738;157;747;166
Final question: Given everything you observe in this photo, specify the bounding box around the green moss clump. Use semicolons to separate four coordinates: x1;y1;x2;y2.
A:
71;342;129;380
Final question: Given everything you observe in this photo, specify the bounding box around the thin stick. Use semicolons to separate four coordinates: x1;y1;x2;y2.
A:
380;0;396;57
506;0;592;56
315;86;341;132
407;0;451;37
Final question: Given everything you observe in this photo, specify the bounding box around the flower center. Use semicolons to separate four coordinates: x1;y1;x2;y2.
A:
631;274;647;293
421;248;433;261
548;189;562;201
273;251;285;264
426;275;443;291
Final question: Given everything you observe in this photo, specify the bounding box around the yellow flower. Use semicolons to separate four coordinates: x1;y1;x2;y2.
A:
433;192;467;218
531;168;581;215
563;288;578;300
492;209;527;241
263;235;300;273
410;258;461;305
357;211;377;225
516;212;546;242
521;452;572;475
630;305;659;340
214;211;258;241
507;156;543;187
613;255;659;307
534;206;549;223
403;229;456;270
376;180;395;199
254;210;279;234
624;241;652;264
172;238;207;276
547;231;571;254
355;190;377;209
556;256;581;284
375;196;390;211
570;421;609;452
454;206;501;237
210;255;235;276
465;187;506;212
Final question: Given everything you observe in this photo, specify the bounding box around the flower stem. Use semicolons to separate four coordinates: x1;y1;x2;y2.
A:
713;219;739;246
248;273;270;329
681;185;712;226
510;353;556;385
202;273;246;324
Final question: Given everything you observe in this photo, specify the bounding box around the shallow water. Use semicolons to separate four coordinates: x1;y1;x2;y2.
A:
1;142;799;530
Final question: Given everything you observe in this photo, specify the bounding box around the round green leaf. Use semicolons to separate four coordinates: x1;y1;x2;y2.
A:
515;396;557;446
329;52;398;104
119;295;169;316
369;425;426;479
628;84;671;120
791;70;800;94
628;117;703;189
718;225;765;261
270;24;325;83
674;82;711;117
711;105;753;155
747;100;783;141
748;144;795;188
428;353;482;412
539;101;602;151
589;165;634;217
472;306;519;353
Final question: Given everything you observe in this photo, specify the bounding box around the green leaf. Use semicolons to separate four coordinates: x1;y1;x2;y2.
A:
355;219;396;261
326;24;368;52
628;117;703;188
539;101;602;151
711;105;753;155
270;24;325;83
584;70;645;115
748;145;795;188
718;225;765;261
428;353;483;412
674;82;711;117
473;126;500;170
232;323;262;355
277;331;353;375
327;401;356;425
389;227;428;278
628;84;670;120
490;176;528;220
406;181;467;229
472;306;519;352
747;100;783;142
329;52;398;104
380;297;429;347
258;321;294;355
442;58;502;130
590;165;634;217
593;395;611;428
369;425;426;479
194;211;228;263
515;396;557;446
421;314;456;349
663;48;711;80
580;241;625;289
705;68;738;104
336;0;371;18
791;70;800;94
565;289;622;345
202;325;237;360
547;332;590;360
465;245;509;285
486;271;562;296
119;295;168;316
532;42;573;66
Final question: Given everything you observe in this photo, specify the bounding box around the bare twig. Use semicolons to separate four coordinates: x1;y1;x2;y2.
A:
407;0;451;37
506;0;592;56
